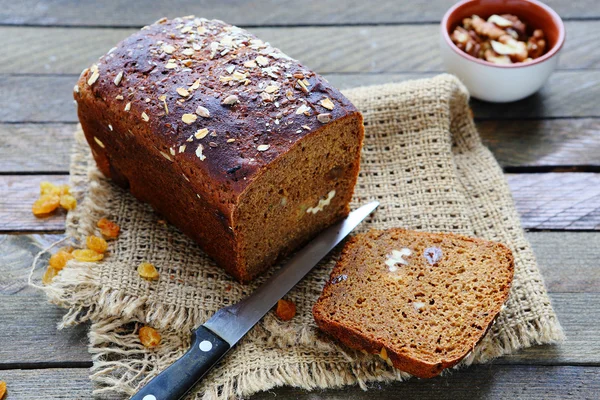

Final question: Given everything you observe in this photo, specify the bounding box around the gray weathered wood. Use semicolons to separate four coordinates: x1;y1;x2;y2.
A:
0;175;69;232
0;295;91;365
0;123;75;173
506;173;600;230
2;365;599;400
3;119;599;174
477;119;600;168
2;72;599;124
0;0;596;26
1;233;599;366
0;369;92;400
1;21;596;75
326;72;600;120
527;232;600;293
2;173;599;232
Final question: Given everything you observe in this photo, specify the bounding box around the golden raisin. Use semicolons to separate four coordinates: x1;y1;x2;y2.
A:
59;194;77;210
40;182;70;196
139;326;161;348
59;246;74;253
40;181;58;196
49;250;74;271
0;381;6;399
97;218;120;239
275;299;296;321
32;194;61;216
138;262;159;280
86;235;108;254
42;266;59;285
72;249;104;262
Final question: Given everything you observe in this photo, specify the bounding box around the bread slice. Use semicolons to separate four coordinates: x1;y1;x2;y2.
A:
313;228;514;378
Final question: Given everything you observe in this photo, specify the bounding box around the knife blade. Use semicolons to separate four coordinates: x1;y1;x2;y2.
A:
130;201;378;400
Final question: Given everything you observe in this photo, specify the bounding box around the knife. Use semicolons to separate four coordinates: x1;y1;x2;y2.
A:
130;201;379;400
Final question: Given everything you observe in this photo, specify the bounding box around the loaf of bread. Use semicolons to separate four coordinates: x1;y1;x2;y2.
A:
313;228;514;378
74;17;364;282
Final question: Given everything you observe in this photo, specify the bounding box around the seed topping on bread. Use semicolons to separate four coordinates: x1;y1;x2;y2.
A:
76;16;359;184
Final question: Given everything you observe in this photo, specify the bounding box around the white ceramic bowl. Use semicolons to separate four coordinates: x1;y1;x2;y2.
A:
440;0;565;103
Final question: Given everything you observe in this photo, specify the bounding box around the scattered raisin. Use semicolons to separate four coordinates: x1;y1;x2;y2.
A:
42;266;59;285
59;194;77;210
72;249;104;262
32;194;61;216
59;246;74;254
49;250;74;271
34;182;75;216
40;181;70;196
139;326;161;348
97;218;120;239
0;381;6;399
138;262;160;280
86;235;108;254
275;299;296;321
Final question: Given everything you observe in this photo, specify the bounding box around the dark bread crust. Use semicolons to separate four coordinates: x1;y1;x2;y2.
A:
74;17;363;282
313;228;514;378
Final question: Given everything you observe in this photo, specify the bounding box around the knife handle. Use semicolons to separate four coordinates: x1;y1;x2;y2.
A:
130;326;230;400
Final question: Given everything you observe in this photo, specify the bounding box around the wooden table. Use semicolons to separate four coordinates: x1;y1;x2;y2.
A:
1;1;599;398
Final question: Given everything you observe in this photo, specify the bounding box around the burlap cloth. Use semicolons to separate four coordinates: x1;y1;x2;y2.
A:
39;74;564;399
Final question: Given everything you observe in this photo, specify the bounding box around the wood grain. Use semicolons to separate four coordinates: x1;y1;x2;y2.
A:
3;119;599;174
0;123;75;173
528;232;600;293
1;21;597;75
1;369;92;400
0;175;69;232
2;173;598;232
506;173;600;230
2;72;599;124
0;0;597;26
477;119;600;168
1;365;599;400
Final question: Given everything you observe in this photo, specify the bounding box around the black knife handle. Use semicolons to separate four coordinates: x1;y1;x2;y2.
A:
130;326;230;400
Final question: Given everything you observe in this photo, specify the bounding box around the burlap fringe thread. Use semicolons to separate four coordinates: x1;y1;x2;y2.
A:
34;75;564;399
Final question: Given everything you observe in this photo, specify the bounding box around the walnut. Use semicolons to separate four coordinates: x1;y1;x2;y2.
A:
451;14;547;65
527;29;547;59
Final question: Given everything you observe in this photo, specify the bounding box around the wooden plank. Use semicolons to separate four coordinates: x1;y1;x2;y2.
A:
1;232;599;366
506;173;600;230
2;173;599;232
0;123;75;173
325;72;600;120
3;119;599;174
477;119;600;168
1;21;596;75
2;72;599;123
0;175;69;232
2;365;599;400
0;369;92;400
527;232;600;293
0;295;91;365
0;0;597;26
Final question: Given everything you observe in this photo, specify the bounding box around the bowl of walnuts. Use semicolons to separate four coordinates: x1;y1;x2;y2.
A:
440;0;565;102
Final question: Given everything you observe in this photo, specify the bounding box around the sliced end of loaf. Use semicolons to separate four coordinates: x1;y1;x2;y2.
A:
313;228;514;378
234;113;363;281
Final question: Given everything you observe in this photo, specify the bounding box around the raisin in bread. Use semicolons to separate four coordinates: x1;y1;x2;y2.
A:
74;17;364;282
313;228;514;378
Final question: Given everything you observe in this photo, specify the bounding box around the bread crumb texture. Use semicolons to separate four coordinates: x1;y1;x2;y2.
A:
313;228;514;378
